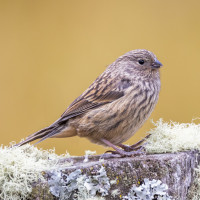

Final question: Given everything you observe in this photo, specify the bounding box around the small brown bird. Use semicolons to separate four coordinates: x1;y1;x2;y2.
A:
16;49;162;156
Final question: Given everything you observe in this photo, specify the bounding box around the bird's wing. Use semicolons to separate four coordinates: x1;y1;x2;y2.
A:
60;76;131;121
14;76;132;147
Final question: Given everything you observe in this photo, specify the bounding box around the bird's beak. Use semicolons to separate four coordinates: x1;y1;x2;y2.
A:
152;59;163;69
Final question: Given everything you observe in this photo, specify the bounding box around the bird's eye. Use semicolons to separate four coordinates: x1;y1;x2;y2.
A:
138;59;145;65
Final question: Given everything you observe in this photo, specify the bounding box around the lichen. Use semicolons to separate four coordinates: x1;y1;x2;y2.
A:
83;150;96;162
85;197;105;200
145;119;200;153
3;119;200;199
187;166;200;200
48;169;81;199
111;189;120;197
110;178;117;185
48;166;110;200
123;178;172;200
145;119;200;200
0;143;70;200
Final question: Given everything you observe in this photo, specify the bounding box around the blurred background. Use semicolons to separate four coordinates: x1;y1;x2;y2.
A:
0;0;200;155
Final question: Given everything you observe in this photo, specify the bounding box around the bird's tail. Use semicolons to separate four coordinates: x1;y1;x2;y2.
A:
14;119;65;147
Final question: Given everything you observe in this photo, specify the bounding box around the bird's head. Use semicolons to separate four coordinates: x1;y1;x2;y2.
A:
115;49;162;74
128;49;162;70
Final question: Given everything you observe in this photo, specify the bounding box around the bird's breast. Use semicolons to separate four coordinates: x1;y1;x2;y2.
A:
73;78;160;145
101;79;160;144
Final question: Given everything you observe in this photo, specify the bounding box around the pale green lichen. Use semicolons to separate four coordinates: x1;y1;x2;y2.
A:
0;143;70;200
85;197;105;200
83;150;96;162
187;166;200;200
111;189;120;197
48;166;109;200
145;119;200;153
123;178;172;200
48;169;82;199
110;178;117;185
2;119;200;199
79;166;110;197
145;119;200;200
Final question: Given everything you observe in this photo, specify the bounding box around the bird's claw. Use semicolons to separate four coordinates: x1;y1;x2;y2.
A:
101;137;149;157
104;146;145;157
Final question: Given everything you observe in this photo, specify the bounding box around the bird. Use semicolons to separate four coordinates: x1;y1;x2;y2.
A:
15;49;162;156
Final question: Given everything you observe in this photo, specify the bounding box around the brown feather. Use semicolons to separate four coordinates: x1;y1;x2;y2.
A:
15;49;162;149
61;77;125;119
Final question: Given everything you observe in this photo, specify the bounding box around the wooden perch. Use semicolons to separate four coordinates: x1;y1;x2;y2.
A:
30;151;200;200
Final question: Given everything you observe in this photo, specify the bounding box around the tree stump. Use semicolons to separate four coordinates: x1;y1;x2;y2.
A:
30;151;200;200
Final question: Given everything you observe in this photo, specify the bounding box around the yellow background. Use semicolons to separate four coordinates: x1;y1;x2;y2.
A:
0;0;200;155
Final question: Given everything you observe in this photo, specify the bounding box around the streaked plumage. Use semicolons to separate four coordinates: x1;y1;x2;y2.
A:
15;49;162;155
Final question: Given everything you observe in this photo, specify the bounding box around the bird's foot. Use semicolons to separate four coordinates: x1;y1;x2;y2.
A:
118;144;143;152
101;138;145;157
118;134;151;152
105;146;144;157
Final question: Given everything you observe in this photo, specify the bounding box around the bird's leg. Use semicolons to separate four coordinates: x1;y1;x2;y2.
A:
101;138;144;157
118;143;144;152
118;134;151;152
